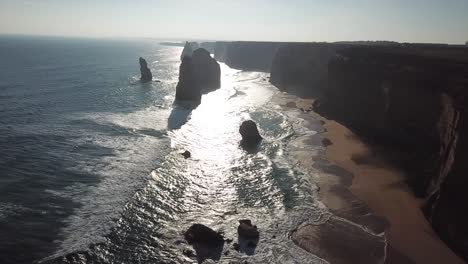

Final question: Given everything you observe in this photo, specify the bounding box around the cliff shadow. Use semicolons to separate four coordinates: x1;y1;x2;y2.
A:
191;242;224;263
167;101;198;130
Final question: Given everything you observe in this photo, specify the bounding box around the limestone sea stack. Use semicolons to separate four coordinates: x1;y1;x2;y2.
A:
175;56;201;102
139;57;152;82
192;48;221;93
237;219;259;240
239;120;262;149
175;48;221;103
180;41;194;60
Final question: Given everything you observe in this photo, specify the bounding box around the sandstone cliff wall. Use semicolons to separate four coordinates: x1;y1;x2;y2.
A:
214;41;284;72
313;46;468;261
212;40;468;260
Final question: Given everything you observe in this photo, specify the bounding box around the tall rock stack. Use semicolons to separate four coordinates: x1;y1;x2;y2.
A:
139;57;152;82
192;48;221;93
175;56;201;102
175;48;221;103
180;41;194;60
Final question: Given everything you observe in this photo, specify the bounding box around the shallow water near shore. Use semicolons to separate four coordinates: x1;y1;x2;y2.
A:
1;37;385;264
44;60;330;264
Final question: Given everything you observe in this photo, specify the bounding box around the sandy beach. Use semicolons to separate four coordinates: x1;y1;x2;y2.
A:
289;98;465;264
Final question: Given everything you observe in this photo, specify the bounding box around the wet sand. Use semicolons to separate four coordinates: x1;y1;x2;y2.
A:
290;98;464;264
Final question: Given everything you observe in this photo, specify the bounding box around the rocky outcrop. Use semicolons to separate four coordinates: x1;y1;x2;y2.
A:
175;56;201;102
175;48;221;103
192;48;221;93
184;224;224;246
180;41;195;60
139;57;152;82
214;41;284;72
313;46;468;261
181;150;191;159
239;120;262;149
237;220;259;240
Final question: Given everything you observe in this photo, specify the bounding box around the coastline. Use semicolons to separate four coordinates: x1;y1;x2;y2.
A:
285;98;464;264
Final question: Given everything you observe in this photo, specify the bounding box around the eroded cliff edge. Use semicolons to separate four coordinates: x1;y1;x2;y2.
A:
214;41;284;72
272;44;468;261
201;40;468;260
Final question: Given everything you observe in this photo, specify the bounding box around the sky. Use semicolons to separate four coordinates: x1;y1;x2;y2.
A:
0;0;467;44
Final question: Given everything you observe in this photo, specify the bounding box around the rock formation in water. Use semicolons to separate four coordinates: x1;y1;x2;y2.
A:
180;41;195;60
237;219;259;240
184;224;224;246
239;120;262;149
139;57;152;82
181;150;191;159
175;56;201;102
175;48;221;103
192;48;221;93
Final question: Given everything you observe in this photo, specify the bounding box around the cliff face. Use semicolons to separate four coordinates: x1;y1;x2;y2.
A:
270;43;351;97
214;41;284;72
209;40;468;259
313;46;468;261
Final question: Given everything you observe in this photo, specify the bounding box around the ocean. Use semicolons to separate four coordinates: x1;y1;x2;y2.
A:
0;36;326;264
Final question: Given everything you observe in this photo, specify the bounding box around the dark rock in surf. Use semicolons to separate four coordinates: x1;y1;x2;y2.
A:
184;224;224;247
181;150;191;159
233;243;240;252
139;57;152;82
239;120;262;149
183;248;194;257
237;219;259;240
247;241;257;248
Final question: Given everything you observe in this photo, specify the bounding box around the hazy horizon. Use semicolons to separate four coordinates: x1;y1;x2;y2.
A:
1;0;467;44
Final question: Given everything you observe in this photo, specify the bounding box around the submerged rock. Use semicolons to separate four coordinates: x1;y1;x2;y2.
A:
184;224;224;246
237;219;259;240
239;120;262;149
139;57;152;82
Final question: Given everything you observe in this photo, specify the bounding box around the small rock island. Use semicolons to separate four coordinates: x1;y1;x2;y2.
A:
239;120;262;149
139;57;152;82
